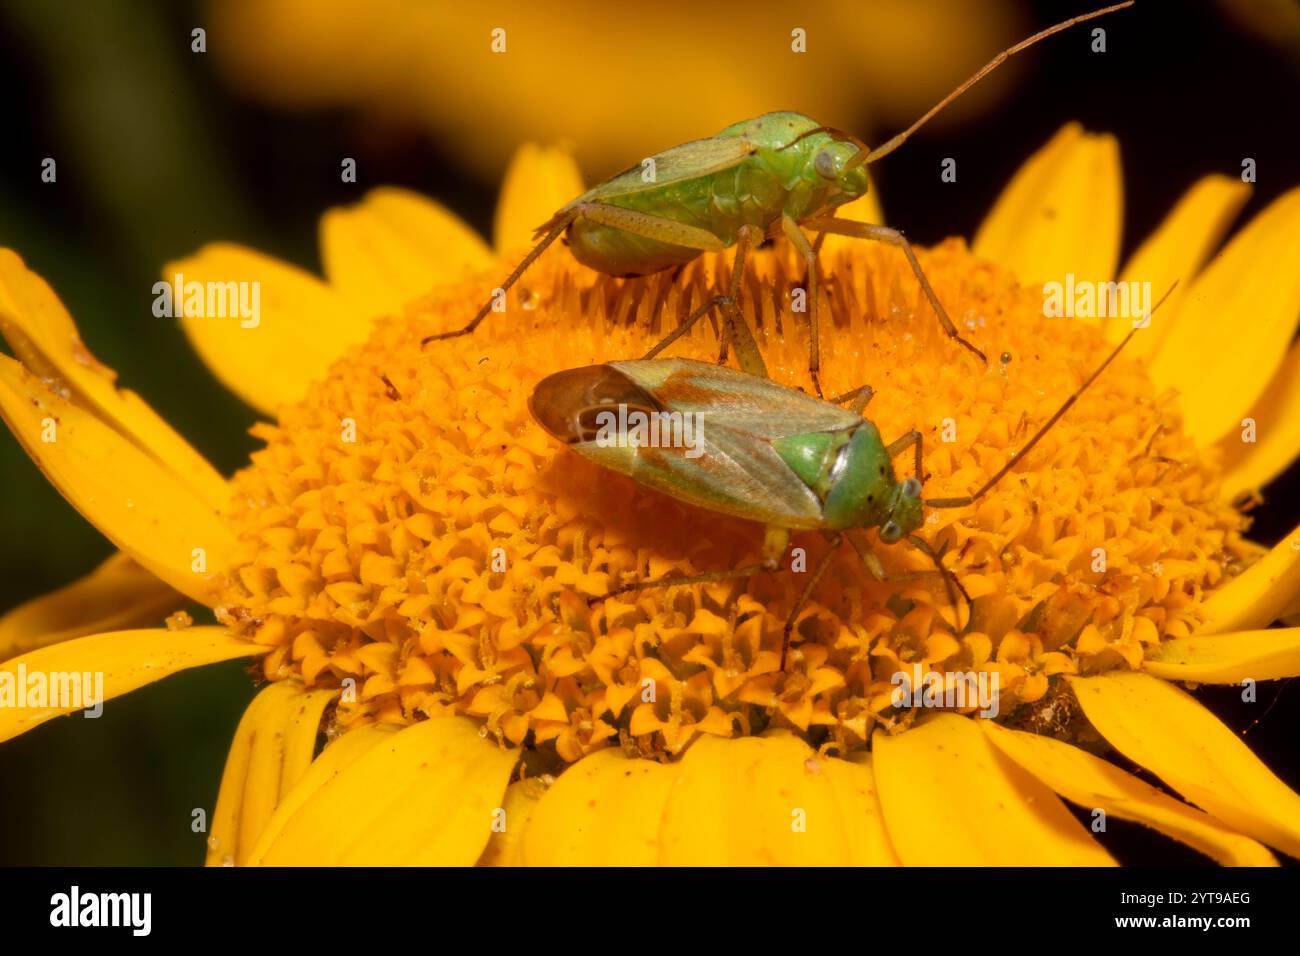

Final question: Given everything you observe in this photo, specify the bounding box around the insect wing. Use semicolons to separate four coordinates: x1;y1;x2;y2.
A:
578;413;827;528
576;137;758;204
609;359;863;440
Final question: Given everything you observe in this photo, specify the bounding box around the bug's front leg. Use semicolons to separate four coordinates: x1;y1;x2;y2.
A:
780;531;844;669
844;531;970;629
885;429;924;483
826;382;874;414
803;216;987;365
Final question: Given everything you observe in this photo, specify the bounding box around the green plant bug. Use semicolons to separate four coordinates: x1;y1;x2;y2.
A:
528;284;1173;670
427;1;1135;396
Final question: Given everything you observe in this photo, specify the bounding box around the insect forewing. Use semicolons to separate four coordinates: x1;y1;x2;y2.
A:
572;137;759;204
533;359;867;528
577;407;828;528
609;359;862;438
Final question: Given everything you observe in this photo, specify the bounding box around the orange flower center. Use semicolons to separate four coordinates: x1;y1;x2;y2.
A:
216;239;1251;770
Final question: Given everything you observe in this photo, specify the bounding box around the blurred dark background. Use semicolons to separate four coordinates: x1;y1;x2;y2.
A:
0;0;1297;864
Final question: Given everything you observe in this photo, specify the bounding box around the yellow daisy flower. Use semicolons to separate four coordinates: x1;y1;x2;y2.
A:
3;126;1300;867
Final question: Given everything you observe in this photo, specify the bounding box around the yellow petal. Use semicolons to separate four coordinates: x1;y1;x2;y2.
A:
1148;187;1300;445
984;722;1276;866
249;716;517;865
522;746;680;865
872;713;1115;865
1284;591;1300;624
820;752;902;865
973;123;1122;290
163;244;365;415
245;723;396;863
0;552;184;661
1107;175;1251;352
207;681;337;867
1069;671;1300;858
493;143;584;255
1217;338;1300;499
320;187;493;318
0;357;235;605
0;626;262;743
0;249;228;511
659;731;902;865
479;779;544;867
1199;518;1300;635
1144;628;1300;683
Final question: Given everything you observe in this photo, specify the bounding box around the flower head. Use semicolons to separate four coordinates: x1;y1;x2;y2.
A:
2;126;1300;866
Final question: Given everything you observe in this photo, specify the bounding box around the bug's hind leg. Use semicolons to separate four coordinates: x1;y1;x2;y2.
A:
642;223;769;380
802;216;987;365
422;210;577;346
712;225;768;378
780;214;827;397
428;200;729;349
642;294;722;360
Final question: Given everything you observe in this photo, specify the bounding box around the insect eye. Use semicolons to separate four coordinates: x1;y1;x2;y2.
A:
814;150;838;179
902;477;922;499
880;521;902;543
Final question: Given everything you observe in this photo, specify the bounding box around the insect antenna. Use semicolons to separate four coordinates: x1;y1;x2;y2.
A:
851;1;1135;168
778;126;871;157
926;281;1176;510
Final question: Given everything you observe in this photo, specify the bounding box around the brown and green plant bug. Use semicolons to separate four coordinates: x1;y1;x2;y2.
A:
427;2;1135;395
528;286;1172;670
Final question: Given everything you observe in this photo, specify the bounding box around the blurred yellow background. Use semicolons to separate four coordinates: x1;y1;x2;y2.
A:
206;0;1020;181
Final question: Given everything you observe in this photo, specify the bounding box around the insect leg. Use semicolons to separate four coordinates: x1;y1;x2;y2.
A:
716;225;768;378
847;531;938;585
577;202;729;253
802;216;987;365
648;263;688;335
422;209;577;346
906;534;972;627
428;202;728;348
845;531;970;629
761;525;791;570
885;429;923;483
826;383;874;414
598;563;769;603
642;295;724;360
883;430;971;621
781;532;844;669
780;215;826;396
641;223;769;380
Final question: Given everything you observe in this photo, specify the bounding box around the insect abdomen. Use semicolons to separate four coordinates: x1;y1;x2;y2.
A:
567;162;787;276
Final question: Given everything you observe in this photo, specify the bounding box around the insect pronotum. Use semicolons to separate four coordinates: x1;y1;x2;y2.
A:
426;1;1136;396
529;286;1175;670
